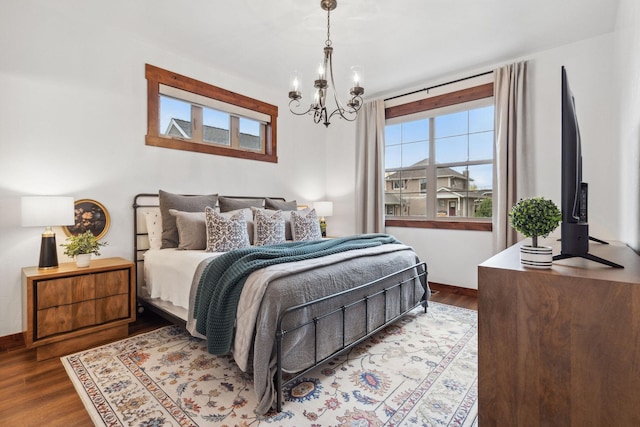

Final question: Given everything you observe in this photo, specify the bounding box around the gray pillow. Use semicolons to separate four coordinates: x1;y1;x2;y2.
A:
159;190;217;248
169;209;206;250
265;198;297;211
218;196;264;212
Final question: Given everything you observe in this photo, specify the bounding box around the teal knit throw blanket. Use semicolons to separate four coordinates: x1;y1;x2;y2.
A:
194;233;399;355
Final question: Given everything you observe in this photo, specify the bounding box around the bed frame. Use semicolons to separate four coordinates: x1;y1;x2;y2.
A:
133;193;429;412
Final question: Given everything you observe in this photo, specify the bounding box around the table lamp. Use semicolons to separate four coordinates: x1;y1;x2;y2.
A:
21;196;75;269
313;201;334;237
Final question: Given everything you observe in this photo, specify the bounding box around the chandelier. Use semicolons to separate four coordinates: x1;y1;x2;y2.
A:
288;0;364;127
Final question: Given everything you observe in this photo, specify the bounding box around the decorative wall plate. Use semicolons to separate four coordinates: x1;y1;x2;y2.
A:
63;199;110;240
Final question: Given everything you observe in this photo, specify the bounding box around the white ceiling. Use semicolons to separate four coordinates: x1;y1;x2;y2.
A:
91;0;619;98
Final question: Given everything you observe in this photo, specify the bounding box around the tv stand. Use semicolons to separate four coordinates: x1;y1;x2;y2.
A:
589;235;608;244
554;222;624;268
552;251;624;268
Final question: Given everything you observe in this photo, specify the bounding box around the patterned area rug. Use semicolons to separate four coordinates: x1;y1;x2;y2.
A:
62;302;477;426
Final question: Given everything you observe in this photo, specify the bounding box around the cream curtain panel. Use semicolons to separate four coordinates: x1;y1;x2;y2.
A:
355;99;386;234
493;61;529;253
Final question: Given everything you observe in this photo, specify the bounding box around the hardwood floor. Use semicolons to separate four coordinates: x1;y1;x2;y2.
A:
0;310;171;427
0;290;476;426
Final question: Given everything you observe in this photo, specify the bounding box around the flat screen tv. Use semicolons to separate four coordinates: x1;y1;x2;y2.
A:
552;66;623;268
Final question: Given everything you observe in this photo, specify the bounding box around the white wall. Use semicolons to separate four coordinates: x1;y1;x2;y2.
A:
327;33;620;289
0;3;327;336
615;0;640;252
527;34;618;241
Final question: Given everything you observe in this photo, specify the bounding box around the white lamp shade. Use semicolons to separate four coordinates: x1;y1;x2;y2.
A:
21;196;75;227
313;201;334;218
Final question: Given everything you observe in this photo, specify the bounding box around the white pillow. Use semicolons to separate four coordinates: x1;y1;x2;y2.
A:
144;210;163;250
290;208;322;241
252;208;286;246
205;207;250;252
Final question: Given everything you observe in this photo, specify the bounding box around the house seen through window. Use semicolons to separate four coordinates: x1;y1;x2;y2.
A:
384;85;494;221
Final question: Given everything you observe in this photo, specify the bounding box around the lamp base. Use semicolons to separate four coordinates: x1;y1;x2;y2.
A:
320;218;327;237
39;233;59;269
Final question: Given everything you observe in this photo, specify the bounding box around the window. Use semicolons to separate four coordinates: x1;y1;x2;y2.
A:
146;64;278;163
384;83;494;230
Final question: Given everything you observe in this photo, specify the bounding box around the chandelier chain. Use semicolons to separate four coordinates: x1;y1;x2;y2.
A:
325;7;332;47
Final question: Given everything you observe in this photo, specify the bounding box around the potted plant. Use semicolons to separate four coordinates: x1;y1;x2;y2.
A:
509;197;562;269
61;230;108;267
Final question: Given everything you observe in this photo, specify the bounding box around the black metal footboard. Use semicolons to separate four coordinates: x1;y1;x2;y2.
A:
274;261;428;412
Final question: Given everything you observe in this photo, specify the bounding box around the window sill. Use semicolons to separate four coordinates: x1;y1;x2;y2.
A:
385;218;492;231
145;135;277;163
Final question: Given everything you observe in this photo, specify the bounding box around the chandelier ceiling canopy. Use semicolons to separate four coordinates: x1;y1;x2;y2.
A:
288;0;364;127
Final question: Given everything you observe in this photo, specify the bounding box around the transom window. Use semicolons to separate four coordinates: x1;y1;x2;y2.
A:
146;64;278;163
384;83;494;222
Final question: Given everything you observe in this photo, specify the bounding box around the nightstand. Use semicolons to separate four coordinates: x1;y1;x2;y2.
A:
22;257;136;360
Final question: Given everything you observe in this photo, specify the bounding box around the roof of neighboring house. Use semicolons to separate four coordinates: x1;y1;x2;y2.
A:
166;118;260;150
386;159;470;181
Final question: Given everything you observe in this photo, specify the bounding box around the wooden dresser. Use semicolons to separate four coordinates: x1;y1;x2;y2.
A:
22;257;135;360
478;241;640;426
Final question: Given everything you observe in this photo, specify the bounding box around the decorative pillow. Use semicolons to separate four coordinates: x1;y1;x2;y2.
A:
221;208;254;244
218;196;264;213
252;208;286;246
261;208;293;240
265;198;297;211
144;209;162;250
169;209;206;250
159;190;217;249
290;208;322;241
205;207;250;252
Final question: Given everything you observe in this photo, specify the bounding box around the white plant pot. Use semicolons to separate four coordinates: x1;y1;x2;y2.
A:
75;253;92;268
520;245;553;269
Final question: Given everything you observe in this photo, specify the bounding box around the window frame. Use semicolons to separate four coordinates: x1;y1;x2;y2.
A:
145;64;278;163
384;82;494;231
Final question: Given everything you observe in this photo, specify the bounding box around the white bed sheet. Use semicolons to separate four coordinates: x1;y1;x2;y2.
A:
143;249;222;310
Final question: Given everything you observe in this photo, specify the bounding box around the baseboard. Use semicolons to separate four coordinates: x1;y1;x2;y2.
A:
429;282;477;298
0;332;26;352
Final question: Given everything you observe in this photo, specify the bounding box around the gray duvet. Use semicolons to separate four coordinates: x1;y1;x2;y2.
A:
187;243;427;414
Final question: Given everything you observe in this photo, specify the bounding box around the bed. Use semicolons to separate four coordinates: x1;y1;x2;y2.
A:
133;192;429;414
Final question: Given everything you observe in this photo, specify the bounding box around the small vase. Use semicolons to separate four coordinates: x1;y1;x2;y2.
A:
75;253;91;268
520;245;553;269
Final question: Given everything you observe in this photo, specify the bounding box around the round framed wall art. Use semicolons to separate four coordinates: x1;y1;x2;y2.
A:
63;199;111;240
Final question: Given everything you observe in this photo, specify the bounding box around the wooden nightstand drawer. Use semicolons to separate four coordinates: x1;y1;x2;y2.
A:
37;305;73;338
23;257;135;360
96;294;129;323
72;300;96;329
95;270;129;297
37;278;72;309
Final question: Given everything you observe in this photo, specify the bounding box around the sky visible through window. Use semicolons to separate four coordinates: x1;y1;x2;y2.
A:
160;95;260;136
160;96;190;133
385;105;494;190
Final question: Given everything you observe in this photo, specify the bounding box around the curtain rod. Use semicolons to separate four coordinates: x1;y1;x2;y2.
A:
384;70;493;102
